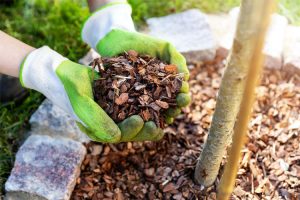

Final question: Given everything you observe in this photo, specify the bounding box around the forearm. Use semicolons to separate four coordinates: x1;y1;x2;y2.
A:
87;0;126;12
0;31;35;77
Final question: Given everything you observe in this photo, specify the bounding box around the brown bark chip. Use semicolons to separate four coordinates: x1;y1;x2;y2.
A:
92;51;183;128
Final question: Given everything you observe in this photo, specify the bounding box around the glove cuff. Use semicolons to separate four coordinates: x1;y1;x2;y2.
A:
81;2;135;50
20;46;83;124
20;46;67;89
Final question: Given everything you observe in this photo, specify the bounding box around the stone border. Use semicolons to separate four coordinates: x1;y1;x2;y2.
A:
5;135;86;200
29;99;90;143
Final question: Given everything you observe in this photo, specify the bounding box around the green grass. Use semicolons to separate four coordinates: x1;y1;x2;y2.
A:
0;0;299;196
278;0;300;25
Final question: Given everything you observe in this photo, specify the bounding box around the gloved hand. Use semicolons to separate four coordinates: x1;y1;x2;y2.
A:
82;0;191;142
20;46;123;142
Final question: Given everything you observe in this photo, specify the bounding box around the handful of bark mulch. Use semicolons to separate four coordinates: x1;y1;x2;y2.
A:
91;50;183;128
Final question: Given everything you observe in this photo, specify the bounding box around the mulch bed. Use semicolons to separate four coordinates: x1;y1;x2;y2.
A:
72;55;300;200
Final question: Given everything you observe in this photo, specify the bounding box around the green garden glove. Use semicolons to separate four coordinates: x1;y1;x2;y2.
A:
20;46;121;143
82;0;191;142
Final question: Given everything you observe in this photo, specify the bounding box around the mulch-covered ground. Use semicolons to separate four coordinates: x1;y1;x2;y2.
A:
71;56;300;200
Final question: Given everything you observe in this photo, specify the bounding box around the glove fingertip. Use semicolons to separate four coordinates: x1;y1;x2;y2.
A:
176;93;191;107
165;116;174;125
165;107;181;118
184;71;190;81
119;115;144;141
152;128;164;141
132;121;158;142
180;81;189;93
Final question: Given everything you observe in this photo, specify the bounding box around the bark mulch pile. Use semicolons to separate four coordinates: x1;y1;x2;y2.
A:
92;50;183;128
72;55;300;200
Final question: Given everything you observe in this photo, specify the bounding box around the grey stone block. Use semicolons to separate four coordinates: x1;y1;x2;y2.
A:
5;135;86;200
29;99;90;143
146;9;217;63
205;13;230;48
283;25;300;75
263;13;287;70
216;7;288;69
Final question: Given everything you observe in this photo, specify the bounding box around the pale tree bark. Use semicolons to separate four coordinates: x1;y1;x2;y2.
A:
194;0;274;186
217;1;274;199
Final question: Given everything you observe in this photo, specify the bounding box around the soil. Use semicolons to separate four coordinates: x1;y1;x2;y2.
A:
92;51;183;128
72;55;300;200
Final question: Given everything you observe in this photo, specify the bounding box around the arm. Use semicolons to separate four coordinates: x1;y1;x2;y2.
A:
0;31;35;77
87;0;116;12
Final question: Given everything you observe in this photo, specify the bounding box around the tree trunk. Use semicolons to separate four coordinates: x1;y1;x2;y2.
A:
217;1;274;199
194;0;274;186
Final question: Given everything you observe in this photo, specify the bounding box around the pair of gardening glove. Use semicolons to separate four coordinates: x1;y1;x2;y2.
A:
20;0;190;143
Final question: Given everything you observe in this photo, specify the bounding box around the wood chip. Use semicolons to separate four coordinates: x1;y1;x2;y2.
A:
164;64;177;73
115;93;129;105
155;100;169;109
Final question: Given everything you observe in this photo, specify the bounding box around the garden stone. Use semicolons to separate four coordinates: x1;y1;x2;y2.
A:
205;13;230;49
5;135;86;200
218;7;288;69
29;99;90;143
146;9;216;63
263;13;287;69
283;25;300;75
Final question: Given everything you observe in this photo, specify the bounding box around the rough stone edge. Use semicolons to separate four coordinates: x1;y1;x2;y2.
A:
283;62;300;75
182;49;216;63
29;99;90;143
5;191;47;200
64;143;85;200
29;125;90;144
5;135;87;200
282;25;300;75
